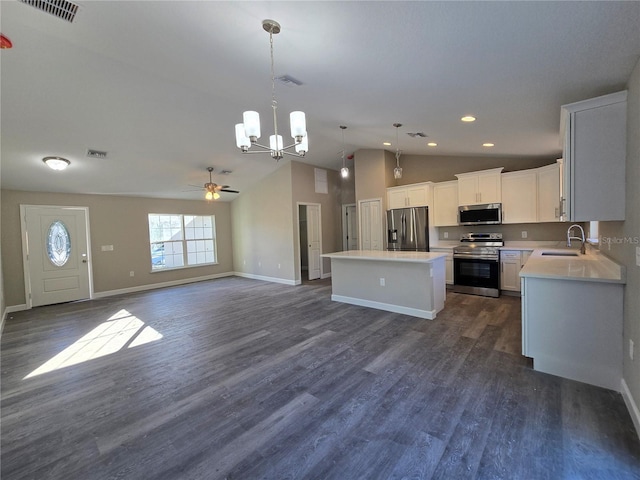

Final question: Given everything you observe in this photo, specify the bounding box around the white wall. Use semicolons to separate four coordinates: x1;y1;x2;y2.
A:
599;56;640;429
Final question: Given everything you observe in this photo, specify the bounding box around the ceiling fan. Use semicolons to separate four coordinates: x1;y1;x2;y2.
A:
190;167;239;200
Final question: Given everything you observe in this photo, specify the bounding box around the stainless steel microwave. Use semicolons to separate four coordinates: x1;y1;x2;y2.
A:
458;203;502;225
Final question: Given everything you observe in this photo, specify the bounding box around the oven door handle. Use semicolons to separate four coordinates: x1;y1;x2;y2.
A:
453;254;499;261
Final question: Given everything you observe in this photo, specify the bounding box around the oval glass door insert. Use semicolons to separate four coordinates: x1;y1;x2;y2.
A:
47;220;71;266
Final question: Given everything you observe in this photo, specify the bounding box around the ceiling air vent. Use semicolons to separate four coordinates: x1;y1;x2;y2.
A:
407;132;427;138
19;0;80;23
87;149;107;159
276;75;303;87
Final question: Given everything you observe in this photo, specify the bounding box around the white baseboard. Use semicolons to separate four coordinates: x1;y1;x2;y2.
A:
92;272;235;299
621;378;640;440
321;272;332;279
330;294;437;320
233;272;297;286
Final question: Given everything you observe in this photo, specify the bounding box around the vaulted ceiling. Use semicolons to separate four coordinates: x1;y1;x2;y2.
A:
1;1;639;200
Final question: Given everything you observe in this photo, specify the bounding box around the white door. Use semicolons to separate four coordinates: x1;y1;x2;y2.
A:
306;204;321;280
359;199;383;251
22;205;91;307
343;204;358;250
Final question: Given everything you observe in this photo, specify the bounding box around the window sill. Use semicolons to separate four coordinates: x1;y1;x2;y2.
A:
150;262;219;273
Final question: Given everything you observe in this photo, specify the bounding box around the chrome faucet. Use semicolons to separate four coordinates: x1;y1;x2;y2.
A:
567;224;586;254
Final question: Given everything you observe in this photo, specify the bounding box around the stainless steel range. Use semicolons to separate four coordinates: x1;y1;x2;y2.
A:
453;233;504;297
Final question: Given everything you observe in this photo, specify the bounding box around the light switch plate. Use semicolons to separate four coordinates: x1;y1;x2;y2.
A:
521;231;528;239
636;247;640;267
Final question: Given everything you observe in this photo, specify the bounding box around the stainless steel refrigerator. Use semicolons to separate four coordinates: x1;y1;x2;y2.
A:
386;206;429;251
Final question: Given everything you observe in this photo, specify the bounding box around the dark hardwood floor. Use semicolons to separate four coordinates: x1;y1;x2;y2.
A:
2;277;639;479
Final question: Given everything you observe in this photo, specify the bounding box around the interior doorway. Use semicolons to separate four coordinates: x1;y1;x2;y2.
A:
342;203;358;251
298;203;322;282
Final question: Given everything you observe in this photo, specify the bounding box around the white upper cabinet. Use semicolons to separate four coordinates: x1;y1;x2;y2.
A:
537;161;562;223
455;168;503;205
387;182;432;209
432;180;459;226
561;91;626;221
501;170;537;224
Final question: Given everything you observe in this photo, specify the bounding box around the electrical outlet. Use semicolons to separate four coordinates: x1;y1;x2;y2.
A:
379;277;385;287
258;261;261;267
129;271;134;277
521;231;528;239
278;263;281;269
443;231;449;239
630;339;635;361
101;245;114;251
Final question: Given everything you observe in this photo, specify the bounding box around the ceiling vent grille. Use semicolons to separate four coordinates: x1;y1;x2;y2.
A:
87;149;107;159
276;75;303;87
407;132;428;138
19;0;80;23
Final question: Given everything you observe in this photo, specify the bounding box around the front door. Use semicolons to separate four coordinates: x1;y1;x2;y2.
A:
22;205;91;307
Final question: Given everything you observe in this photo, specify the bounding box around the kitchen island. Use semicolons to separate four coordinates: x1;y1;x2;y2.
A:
322;250;447;319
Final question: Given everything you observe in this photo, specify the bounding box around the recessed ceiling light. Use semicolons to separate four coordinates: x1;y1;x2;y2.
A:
483;143;495;147
383;142;392;146
427;142;437;147
461;116;476;122
42;156;70;170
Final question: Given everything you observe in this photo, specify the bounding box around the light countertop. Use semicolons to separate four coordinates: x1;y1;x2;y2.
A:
323;250;447;264
519;248;625;284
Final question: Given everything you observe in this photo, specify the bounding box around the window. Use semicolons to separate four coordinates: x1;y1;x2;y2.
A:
148;214;216;271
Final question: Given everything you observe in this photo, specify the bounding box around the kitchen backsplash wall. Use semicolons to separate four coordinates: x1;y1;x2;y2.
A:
436;222;588;242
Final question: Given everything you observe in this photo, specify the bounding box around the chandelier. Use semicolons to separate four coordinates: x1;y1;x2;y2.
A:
393;123;403;179
235;20;308;161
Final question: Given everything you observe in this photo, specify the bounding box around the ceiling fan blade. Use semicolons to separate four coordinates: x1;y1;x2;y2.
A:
220;189;239;193
187;184;205;189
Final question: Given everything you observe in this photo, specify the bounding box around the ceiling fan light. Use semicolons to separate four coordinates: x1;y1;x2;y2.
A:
242;111;260;139
235;124;251;150
205;190;214;200
290;111;306;139
341;166;349;178
43;156;70;170
213;192;220;200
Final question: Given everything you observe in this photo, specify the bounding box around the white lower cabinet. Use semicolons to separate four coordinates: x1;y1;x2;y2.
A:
430;248;453;285
500;250;532;292
521;276;623;391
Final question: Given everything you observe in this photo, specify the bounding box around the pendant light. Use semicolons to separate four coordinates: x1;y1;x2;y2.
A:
393;123;403;179
234;19;308;161
340;125;349;178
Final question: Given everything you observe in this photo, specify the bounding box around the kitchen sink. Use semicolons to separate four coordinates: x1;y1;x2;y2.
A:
541;252;579;257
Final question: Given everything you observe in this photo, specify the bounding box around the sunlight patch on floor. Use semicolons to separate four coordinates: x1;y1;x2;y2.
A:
24;309;162;379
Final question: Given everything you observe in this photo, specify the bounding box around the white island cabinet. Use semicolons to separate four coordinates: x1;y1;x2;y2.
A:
322;250;447;319
520;249;625;391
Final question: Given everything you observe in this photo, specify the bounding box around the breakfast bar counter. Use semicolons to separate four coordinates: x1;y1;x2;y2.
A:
322;250;447;319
